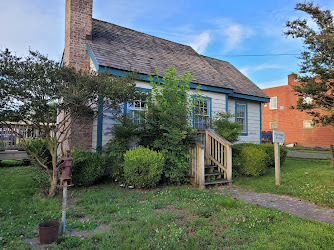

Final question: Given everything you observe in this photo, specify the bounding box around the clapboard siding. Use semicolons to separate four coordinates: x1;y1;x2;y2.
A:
92;77;261;147
228;98;261;144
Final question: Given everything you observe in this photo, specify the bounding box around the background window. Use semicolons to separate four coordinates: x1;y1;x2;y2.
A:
235;102;247;133
303;95;313;105
303;120;313;129
194;98;210;129
270;122;278;129
269;97;277;110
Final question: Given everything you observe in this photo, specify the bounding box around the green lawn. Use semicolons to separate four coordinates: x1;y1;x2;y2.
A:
234;158;334;207
1;166;334;249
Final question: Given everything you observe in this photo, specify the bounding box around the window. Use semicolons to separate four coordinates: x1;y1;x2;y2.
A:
269;97;277;110
303;120;313;129
127;100;146;125
235;102;247;134
303;94;313;105
193;98;211;129
270;122;278;129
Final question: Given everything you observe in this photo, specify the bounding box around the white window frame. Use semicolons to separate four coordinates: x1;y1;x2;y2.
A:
303;120;313;129
269;97;277;110
269;122;278;130
235;102;247;134
127;100;146;125
193;98;211;129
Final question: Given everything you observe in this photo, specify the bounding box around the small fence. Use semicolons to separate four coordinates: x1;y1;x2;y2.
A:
0;123;41;150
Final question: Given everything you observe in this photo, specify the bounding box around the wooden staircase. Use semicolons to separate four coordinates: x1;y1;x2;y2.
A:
190;129;233;188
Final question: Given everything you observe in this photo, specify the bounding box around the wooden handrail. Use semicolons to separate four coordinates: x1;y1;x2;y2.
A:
190;129;233;187
197;129;233;182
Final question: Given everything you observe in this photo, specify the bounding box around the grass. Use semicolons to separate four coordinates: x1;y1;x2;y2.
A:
234;158;334;207
1;166;334;249
0;160;26;166
289;149;331;155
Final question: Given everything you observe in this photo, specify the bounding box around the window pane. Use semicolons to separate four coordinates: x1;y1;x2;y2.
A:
236;103;246;132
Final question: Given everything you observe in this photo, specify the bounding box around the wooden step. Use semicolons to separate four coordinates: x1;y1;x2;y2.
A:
205;172;224;177
205;165;217;169
205;179;230;185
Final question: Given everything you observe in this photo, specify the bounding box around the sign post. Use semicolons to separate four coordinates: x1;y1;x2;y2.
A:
273;131;284;186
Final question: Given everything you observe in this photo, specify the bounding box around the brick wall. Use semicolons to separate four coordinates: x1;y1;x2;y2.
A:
63;0;93;150
262;74;334;148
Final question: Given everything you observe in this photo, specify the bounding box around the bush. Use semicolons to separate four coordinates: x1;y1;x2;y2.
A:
104;117;140;181
26;139;52;193
104;139;128;180
233;143;288;177
260;143;288;167
213;112;242;143
237;146;268;176
123;147;164;188
140;66;197;184
71;149;105;187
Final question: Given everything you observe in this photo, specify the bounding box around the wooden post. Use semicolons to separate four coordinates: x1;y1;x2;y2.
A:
274;142;280;185
330;145;334;166
226;145;232;183
197;144;205;189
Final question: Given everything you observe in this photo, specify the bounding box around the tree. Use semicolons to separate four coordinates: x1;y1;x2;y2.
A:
0;49;145;196
140;66;200;184
285;2;334;127
212;112;242;143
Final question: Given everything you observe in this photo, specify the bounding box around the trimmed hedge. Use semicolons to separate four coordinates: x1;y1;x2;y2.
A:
233;143;288;176
123;147;164;188
238;146;268;176
71;149;105;187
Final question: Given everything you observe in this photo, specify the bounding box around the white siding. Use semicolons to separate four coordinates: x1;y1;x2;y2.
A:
228;98;261;144
92;76;261;147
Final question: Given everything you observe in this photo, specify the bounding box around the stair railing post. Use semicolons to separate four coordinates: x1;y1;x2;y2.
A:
196;144;205;189
226;145;232;183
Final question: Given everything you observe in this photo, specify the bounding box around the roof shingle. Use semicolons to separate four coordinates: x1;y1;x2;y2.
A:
89;19;269;99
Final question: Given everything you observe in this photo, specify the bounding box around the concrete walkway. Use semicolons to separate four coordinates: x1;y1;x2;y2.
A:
220;187;334;225
287;150;330;160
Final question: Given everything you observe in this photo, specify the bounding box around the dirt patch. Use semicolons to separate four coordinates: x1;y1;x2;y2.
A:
23;223;110;248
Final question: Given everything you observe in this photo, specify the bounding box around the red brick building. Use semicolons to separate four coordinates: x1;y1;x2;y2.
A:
261;74;334;148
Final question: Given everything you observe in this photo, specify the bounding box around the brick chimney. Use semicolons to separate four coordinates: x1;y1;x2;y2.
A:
64;0;93;71
61;0;93;151
288;74;297;85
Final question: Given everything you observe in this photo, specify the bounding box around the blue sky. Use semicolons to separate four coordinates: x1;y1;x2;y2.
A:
0;0;333;89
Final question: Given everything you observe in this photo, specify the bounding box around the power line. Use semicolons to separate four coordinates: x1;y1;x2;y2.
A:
205;53;300;57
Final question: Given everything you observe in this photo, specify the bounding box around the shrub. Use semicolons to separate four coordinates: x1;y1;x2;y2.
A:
123;147;164;188
213;112;242;143
260;143;288;167
71;149;105;187
26;139;52;193
140;66;197;184
104;117;140;180
238;146;268;176
104;139;128;180
232;143;288;177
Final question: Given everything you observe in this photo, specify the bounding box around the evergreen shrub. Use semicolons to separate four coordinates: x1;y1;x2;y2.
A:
123;147;164;188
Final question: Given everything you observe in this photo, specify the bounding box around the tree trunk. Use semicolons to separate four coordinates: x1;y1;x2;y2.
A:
48;147;58;197
48;176;57;197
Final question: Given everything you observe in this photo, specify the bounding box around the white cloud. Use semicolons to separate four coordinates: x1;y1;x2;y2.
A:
239;67;250;76
0;0;64;61
221;23;253;52
239;63;282;77
189;31;211;54
257;78;287;89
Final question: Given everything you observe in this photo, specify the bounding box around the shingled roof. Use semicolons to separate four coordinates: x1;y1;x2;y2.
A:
88;18;269;99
